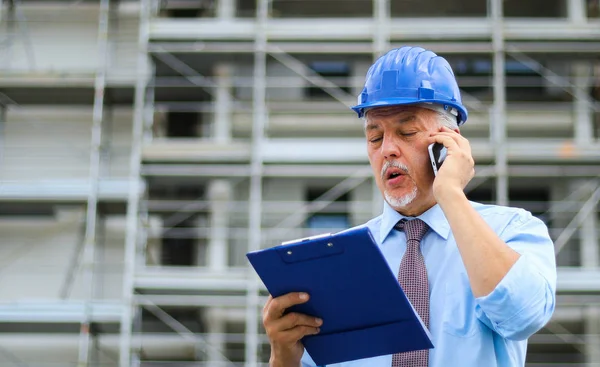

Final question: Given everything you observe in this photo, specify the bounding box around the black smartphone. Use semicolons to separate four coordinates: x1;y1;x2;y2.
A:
428;142;447;176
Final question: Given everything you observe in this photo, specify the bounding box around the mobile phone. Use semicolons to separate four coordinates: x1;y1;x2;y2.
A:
428;142;447;176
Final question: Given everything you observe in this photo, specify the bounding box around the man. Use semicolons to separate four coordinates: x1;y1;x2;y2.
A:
262;46;556;367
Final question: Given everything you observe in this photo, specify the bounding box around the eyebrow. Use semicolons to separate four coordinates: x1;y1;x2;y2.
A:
365;114;416;131
397;114;416;124
365;123;380;132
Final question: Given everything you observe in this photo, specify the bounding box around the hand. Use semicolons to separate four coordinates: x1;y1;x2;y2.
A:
263;292;323;367
427;126;475;201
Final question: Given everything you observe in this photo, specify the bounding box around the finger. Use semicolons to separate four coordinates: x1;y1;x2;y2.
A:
436;129;470;146
263;295;273;313
264;292;310;321
264;312;322;342
431;128;465;141
262;295;274;321
432;134;471;154
429;129;470;145
439;125;458;132
436;133;471;154
427;134;461;151
274;312;323;332
278;325;321;344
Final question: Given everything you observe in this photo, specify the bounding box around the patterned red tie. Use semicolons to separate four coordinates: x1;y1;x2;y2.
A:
392;219;430;367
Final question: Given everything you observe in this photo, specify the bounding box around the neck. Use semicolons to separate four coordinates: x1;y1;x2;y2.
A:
392;197;436;217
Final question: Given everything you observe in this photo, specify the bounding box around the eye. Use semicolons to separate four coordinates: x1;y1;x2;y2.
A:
369;137;382;143
400;132;417;137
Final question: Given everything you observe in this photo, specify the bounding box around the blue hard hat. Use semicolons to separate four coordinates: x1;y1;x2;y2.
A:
352;46;468;125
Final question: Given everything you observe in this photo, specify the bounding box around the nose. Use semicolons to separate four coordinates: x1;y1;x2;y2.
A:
381;135;400;159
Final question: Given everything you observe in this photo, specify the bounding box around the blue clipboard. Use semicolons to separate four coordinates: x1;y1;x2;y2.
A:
246;226;433;366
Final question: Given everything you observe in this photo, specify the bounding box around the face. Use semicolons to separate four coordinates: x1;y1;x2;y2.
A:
365;106;439;216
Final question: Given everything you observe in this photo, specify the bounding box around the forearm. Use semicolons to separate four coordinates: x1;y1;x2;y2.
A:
269;343;306;367
269;355;302;367
436;187;520;298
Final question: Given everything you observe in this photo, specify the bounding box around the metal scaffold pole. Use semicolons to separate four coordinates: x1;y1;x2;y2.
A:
489;0;508;206
121;0;151;366
0;104;5;169
245;0;269;365
78;0;110;366
372;0;390;215
373;0;390;58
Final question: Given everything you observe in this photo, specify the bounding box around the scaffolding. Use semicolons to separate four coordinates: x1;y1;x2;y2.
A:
0;0;600;366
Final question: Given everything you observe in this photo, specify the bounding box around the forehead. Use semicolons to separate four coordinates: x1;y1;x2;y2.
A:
365;105;432;126
366;105;429;121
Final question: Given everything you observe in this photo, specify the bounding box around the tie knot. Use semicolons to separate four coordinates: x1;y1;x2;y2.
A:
395;218;429;242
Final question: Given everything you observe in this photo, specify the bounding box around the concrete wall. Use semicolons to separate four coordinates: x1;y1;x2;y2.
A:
1;106;132;181
0;4;138;81
235;62;305;102
0;209;125;302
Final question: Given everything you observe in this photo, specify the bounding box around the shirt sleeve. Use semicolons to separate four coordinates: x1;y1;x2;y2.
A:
475;210;557;341
301;349;317;367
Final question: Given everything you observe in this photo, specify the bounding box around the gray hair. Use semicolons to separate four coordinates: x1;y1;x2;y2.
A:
362;109;459;131
435;111;458;130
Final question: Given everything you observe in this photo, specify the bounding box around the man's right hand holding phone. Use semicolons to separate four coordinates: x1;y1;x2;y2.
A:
263;292;323;367
428;126;475;201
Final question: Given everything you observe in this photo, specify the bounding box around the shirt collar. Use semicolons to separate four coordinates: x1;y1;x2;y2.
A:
379;200;451;243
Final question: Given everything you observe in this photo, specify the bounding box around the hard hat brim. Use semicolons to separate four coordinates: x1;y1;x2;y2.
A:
351;98;468;126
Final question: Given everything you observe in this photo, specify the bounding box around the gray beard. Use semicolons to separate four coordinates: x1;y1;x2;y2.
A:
384;186;418;209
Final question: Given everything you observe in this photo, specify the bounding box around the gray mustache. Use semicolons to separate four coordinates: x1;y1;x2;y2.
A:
381;161;409;180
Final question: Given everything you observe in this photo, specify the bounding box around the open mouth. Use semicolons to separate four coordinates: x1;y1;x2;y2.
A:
385;168;405;181
388;172;402;179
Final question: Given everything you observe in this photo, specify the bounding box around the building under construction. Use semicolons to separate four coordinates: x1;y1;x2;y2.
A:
0;0;599;366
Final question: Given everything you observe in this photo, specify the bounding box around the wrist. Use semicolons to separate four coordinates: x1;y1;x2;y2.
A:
270;348;301;367
434;185;467;208
269;357;300;367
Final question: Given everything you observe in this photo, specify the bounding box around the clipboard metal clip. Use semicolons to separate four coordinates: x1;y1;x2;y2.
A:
280;232;332;246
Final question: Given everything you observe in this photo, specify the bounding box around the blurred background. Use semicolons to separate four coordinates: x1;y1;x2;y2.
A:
0;0;599;366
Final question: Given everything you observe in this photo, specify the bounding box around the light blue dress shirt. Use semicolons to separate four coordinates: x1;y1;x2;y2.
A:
301;201;557;367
